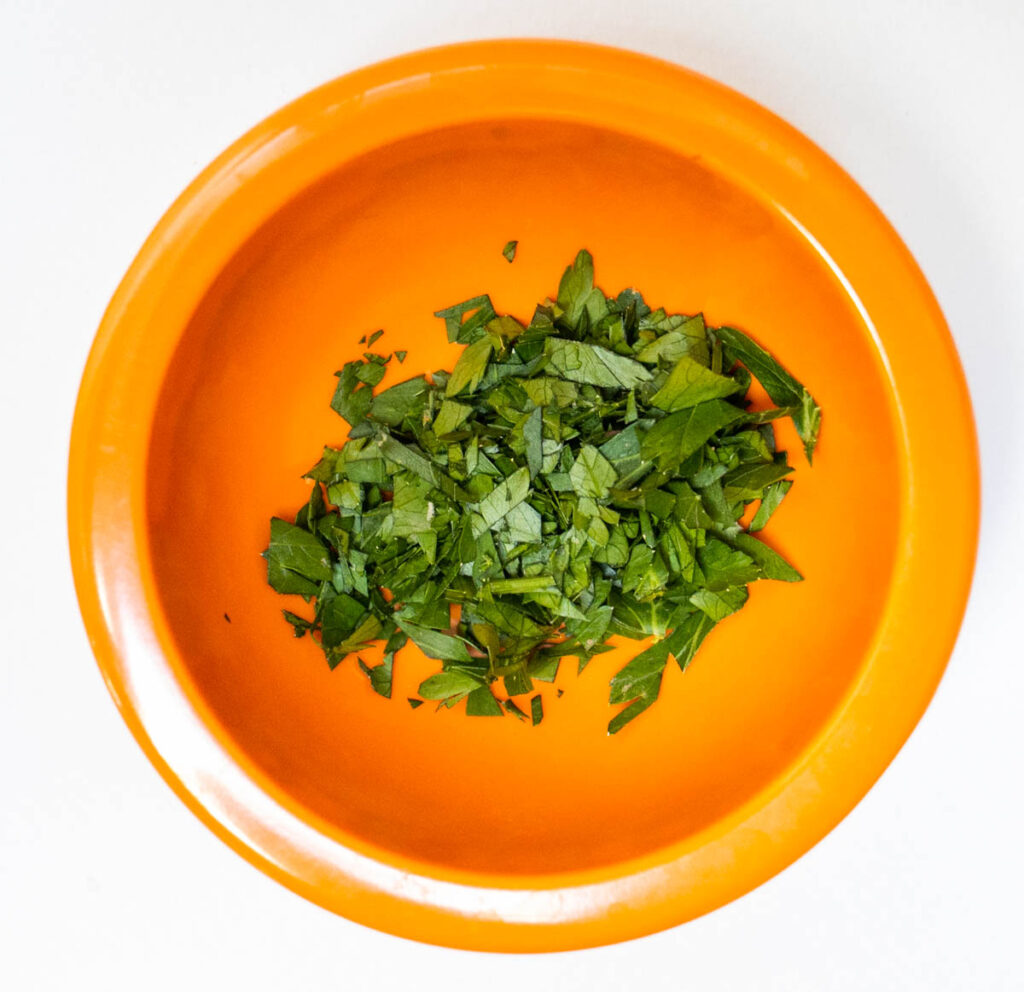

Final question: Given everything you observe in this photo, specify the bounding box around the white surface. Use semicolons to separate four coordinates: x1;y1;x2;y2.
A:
2;1;1021;988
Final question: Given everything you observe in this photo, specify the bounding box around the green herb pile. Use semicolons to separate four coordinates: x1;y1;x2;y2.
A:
264;250;821;733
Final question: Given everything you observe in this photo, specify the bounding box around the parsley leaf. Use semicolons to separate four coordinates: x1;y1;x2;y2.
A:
714;325;822;462
650;356;742;411
749;479;793;532
545;338;651;389
265;518;332;584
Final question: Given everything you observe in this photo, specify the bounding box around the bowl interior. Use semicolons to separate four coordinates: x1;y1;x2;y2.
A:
147;118;901;877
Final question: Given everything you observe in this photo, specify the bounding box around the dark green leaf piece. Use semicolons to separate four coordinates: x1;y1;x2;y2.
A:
466;686;504;716
358;655;393;698
714;325;822;462
530;695;544;726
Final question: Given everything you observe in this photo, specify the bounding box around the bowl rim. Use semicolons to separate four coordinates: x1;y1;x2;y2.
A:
68;38;979;952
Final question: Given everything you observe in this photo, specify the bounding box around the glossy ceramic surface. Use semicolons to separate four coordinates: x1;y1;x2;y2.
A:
68;40;978;951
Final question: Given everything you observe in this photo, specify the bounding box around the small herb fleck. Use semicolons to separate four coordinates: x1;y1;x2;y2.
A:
503;698;529;721
530;694;544;726
502;240;518;263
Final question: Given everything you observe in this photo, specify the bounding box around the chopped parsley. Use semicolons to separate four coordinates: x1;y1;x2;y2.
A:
264;250;820;733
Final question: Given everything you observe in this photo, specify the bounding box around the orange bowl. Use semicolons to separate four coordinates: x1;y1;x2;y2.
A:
68;40;978;951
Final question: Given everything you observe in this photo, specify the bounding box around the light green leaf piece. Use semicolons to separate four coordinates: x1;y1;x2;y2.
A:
434;294;497;344
418;669;485;700
500;501;543;545
556;249;609;328
265;558;319;598
359;655;394;698
330;361;373;428
731;533;803;582
721;461;793;503
606;633;690;734
446;336;495;397
523;406;543;477
641;400;745;469
475;466;531;532
607;696;656;735
569;444;618;499
635;315;708;365
544;338;652;390
689;585;749;621
669;611;717;672
484;576;556;595
609;639;671;705
698;538;761;590
265;518;333;583
368;376;427;426
330;614;384;662
433;399;473;436
749;480;793;532
389;474;433;538
398;621;473;662
520;377;579;407
650;355;742;412
466;686;504;716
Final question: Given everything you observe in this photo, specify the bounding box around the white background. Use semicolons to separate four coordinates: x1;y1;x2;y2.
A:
2;1;1022;988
